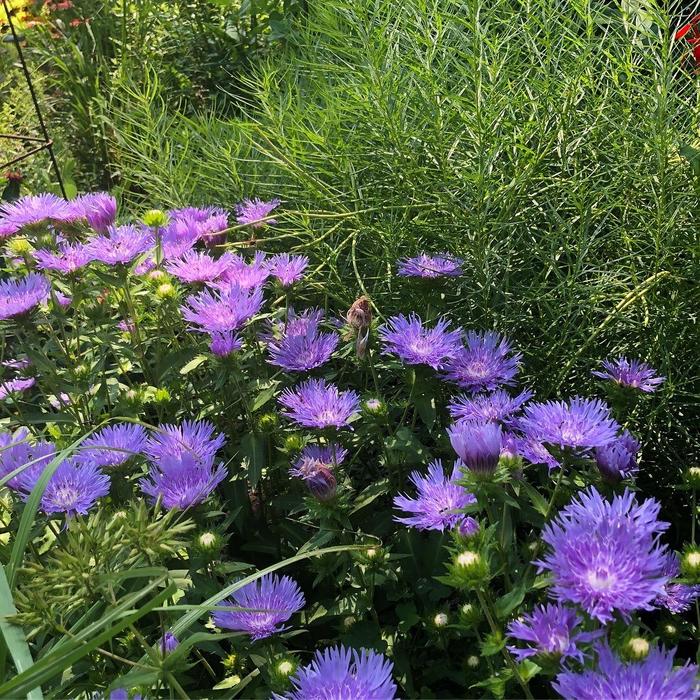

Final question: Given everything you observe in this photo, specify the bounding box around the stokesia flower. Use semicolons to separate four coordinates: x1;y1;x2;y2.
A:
507;603;602;663
198;209;230;247
33;242;93;274
267;323;339;372
448;421;503;476
378;314;462;369
66;192;117;232
514;436;560;470
268;253;309;286
290;444;348;478
181;283;264;334
0;273;51;320
78;423;148;468
397;252;463;278
158;631;179;655
442;331;521;392
165;250;232;283
260;307;325;345
209;331;242;357
212;574;305;640
594;430;640;483
145;419;226;467
278;379;360;429
139;451;227;509
537;487;671;623
275;645;397;700
0;377;35;400
448;389;533;424
39;460;110;516
0;193;71;237
235;198;281;228
87;224;153;265
393;460;476;531
655;553;700;614
592;356;666;393
0;428;55;493
553;643;700;700
1;357;30;370
218;252;270;289
519;397;620;452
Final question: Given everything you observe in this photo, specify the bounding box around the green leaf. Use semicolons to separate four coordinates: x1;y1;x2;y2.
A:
179;354;208;375
493;582;528;619
480;631;506;657
520;481;549;518
250;383;279;412
240;432;266;487
518;659;541;682
349;479;389;514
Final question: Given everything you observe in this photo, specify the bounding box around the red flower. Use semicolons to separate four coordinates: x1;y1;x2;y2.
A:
676;14;700;66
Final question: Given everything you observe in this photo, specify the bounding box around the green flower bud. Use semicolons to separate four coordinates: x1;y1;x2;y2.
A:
7;237;33;256
257;412;279;432
363;398;386;416
459;601;481;624
449;550;489;589
685;466;700;490
466;655;480;669
148;269;169;284
681;547;700;581
156;282;176;299
153;388;171;403
74;363;90;378
432;612;449;628
623;637;650;660
284;434;305;453
143;209;169;228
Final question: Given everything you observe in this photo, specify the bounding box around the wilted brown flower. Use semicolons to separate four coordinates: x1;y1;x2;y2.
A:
346;296;372;329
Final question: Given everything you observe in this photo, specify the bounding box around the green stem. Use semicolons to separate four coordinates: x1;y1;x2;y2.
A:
692;489;696;546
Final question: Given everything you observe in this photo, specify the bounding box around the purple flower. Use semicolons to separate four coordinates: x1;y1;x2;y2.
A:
442;331;521;392
39;460;110;516
209;331;243;357
66;192;117;232
397;253;463;278
260;307;325;345
537;487;671;623
594;430;640;483
507;603;602;663
457;516;480;538
1;357;30;370
145;420;226;467
87;225;153;265
78;423;147;468
448;421;503;475
655;553;700;614
592;356;665;393
160;218;200;260
168;206;216;223
235;198;281;228
158;631;179;655
198;210;229;247
0;273;51;319
267;322;339;372
276;645;397;700
118;319;135;334
33;242;93;274
0;194;71;237
180;283;264;334
393;460;476;531
0;377;35;400
514;436;560;470
519;397;620;452
139;451;227;510
290;444;348;478
165;250;232;283
553;644;700;700
212;574;305;640
378;314;462;370
0;429;55;492
218;252;270;289
278;379;360;429
448;389;533;424
268;253;309;286
54;290;71;308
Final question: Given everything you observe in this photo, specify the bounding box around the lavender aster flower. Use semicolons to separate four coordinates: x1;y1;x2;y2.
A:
66;192;117;233
218;252;270;289
594;430;640;483
0;429;55;493
235;198;281;228
158;631;179;655
0;377;35;400
0;273;51;319
448;389;533;424
655;553;700;614
276;645;397;700
379;314;462;369
139;452;227;510
278;379;360;429
267;323;339;372
87;225;153;265
165;250;232;283
198;210;230;247
397;252;463;278
537;487;671;623
553;643;700;700
515;436;560;470
592;356;666;393
290;444;348;478
0;194;71;237
260;307;325;345
209;331;243;357
39;460;110;516
507;603;602;663
78;423;147;468
442;331;521;392
212;574;305;640
181;283;264;334
33;242;93;274
448;421;503;475
393;460;476;531
145;419;225;467
268;253;309;286
519;397;619;452
1;357;30;370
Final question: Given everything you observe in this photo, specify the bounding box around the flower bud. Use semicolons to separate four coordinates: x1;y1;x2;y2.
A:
681;547;700;581
449;550;489;588
284;434;305;453
685;466;700;490
156;282;176;299
448;422;502;477
143;209;169;228
459;601;481;624
466;655;480;669
148;269;169;285
153;388;171;403
363;398;386;416
346;296;372;330
158;631;179;656
306;466;337;501
257;412;279;432
623;637;650;661
7;237;33;256
432;612;449;628
456;517;480;541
